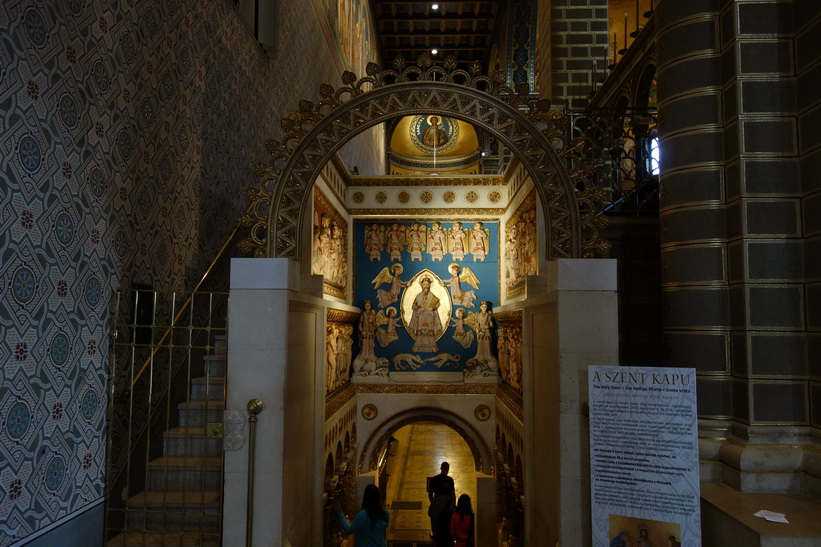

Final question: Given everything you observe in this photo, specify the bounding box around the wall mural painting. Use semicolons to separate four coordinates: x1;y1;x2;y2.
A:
326;321;354;393
497;322;523;393
316;0;378;79
312;190;348;298
353;220;500;376
504;189;538;299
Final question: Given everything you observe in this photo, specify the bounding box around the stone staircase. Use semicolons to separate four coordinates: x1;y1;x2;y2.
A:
108;335;227;546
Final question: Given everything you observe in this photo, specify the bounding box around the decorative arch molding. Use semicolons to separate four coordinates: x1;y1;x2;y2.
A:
357;406;494;476
241;56;610;260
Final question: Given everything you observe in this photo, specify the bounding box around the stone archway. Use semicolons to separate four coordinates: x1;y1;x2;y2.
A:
357;407;493;475
240;56;610;260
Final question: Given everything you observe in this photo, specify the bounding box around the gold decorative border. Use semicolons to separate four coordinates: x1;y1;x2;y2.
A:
350;176;506;187
330;154;351;184
348;207;506;216
324;384;356;420
494;309;523;323
496;385;523;422
327;308;359;322
355;384;497;395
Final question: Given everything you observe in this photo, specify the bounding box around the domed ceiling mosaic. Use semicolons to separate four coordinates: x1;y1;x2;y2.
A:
388;115;480;175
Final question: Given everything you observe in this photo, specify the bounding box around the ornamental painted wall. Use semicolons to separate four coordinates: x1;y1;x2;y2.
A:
0;0;348;542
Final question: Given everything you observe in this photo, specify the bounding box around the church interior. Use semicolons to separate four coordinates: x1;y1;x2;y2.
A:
1;0;820;545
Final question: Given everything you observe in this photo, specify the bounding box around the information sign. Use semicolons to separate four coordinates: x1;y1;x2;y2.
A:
589;366;701;546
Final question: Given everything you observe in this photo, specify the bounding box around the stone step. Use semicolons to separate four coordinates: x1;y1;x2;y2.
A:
177;400;224;427
125;490;221;532
163;427;223;458
190;376;225;401
212;335;227;355
202;354;225;377
107;530;220;547
146;456;223;491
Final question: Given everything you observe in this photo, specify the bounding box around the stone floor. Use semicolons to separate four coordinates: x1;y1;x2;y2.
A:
384;422;477;545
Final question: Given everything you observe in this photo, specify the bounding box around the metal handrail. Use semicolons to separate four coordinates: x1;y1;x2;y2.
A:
129;224;240;388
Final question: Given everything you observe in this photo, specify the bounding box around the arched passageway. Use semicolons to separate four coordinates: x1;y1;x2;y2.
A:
383;423;475;544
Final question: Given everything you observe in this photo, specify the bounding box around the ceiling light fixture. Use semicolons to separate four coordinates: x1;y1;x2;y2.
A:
432;3;439;10
431;48;438;55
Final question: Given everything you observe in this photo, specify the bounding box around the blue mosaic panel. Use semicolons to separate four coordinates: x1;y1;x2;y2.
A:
353;220;500;372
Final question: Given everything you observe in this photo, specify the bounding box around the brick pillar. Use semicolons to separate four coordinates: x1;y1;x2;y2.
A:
658;0;818;492
796;3;821;485
655;0;729;420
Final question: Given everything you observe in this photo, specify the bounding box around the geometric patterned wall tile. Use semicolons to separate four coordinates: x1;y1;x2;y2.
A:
1;0;344;540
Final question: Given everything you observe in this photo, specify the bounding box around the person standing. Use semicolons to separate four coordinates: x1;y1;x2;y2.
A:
333;484;389;547
450;494;475;547
427;462;455;546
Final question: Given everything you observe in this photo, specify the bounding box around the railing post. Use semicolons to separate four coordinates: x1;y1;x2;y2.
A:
246;399;263;547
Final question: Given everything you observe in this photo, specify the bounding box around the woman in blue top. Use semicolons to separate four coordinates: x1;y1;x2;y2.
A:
334;484;390;547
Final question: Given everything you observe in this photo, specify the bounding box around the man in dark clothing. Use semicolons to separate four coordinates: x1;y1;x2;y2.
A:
428;462;455;502
427;462;455;546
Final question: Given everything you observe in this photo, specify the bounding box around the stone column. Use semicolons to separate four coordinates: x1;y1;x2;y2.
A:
223;258;323;546
524;259;618;546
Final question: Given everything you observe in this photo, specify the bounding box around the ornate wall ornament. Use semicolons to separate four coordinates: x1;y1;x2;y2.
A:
354;383;497;395
346;207;506;217
361;404;378;420
494;309;523;323
327;308;359;322
496;385;523;422
223;410;246;451
475;404;491;421
351;175;504;187
241;55;611;261
325;384;356;420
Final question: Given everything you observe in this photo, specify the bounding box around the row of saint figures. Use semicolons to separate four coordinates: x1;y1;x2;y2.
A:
365;221;490;263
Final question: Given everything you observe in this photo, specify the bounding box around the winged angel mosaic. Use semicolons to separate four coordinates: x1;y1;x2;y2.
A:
360;265;498;377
